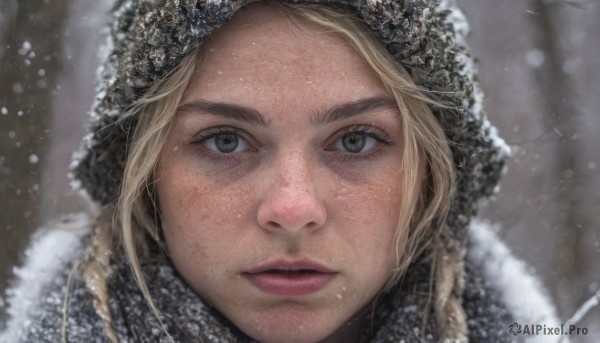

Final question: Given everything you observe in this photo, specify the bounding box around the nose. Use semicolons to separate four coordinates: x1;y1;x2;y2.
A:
256;152;326;234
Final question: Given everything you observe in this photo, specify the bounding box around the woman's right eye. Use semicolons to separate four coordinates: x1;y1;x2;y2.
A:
190;127;253;156
205;133;248;153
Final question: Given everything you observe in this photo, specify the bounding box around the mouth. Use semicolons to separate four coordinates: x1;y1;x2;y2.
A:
263;269;321;274
243;259;337;296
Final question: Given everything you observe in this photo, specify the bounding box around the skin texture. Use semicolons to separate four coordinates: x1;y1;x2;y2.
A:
155;4;411;343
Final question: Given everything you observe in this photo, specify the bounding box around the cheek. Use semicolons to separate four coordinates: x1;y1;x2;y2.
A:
331;173;404;263
334;170;403;225
156;162;254;276
157;177;207;263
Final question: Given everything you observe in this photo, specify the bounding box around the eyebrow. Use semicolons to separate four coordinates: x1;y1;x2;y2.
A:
176;100;272;126
310;96;398;126
175;96;397;127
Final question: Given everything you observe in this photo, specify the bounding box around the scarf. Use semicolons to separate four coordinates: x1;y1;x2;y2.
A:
15;237;513;342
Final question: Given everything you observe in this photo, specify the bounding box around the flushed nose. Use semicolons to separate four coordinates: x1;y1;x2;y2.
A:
256;152;326;234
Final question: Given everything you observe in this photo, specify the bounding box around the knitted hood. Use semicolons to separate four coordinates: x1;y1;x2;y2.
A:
71;0;509;241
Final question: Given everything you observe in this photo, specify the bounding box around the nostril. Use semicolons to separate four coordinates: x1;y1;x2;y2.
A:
266;221;282;229
304;221;320;229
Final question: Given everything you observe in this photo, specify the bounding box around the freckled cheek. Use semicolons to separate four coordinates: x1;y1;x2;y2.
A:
158;186;206;261
333;178;403;223
158;172;254;258
330;180;404;259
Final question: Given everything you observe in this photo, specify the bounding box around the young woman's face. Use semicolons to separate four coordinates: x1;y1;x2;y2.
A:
156;5;409;343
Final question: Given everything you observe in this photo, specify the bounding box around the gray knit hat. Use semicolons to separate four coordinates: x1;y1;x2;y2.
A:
71;0;508;241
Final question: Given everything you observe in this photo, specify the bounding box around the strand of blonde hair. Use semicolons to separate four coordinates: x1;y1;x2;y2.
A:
434;228;468;342
82;216;118;343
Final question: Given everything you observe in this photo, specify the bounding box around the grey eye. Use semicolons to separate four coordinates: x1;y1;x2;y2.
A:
340;133;367;153
207;133;247;153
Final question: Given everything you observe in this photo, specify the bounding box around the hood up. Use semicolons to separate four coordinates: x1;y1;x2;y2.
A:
70;0;509;243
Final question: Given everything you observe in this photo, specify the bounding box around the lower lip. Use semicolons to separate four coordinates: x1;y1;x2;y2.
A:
244;272;336;296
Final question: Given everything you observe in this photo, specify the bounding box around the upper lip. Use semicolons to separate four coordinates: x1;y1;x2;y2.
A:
244;258;336;274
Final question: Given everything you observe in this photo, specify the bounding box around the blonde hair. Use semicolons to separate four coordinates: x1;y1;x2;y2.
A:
83;2;465;341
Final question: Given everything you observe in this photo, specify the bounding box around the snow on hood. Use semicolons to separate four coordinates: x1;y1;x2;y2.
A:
0;214;89;342
469;219;564;343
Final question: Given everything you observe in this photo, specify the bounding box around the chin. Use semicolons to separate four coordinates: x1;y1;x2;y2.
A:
228;304;350;343
248;332;330;343
244;326;335;343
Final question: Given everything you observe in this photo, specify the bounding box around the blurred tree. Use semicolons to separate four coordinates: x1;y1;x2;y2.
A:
529;0;591;318
0;0;70;324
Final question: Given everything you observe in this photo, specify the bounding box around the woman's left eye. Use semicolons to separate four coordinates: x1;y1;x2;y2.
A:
334;132;377;153
204;133;249;153
328;125;393;155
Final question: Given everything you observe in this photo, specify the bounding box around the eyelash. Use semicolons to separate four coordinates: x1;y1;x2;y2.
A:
191;126;243;144
325;124;394;161
189;126;254;164
188;124;394;163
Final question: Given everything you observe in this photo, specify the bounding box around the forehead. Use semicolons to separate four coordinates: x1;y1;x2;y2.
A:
182;3;387;109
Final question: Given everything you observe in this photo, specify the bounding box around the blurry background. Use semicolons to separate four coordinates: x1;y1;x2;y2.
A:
0;0;598;340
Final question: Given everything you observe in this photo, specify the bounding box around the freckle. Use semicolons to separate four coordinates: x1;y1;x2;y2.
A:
194;242;208;258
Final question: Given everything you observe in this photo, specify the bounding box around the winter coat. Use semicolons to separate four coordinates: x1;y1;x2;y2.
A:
1;220;560;342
